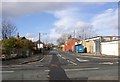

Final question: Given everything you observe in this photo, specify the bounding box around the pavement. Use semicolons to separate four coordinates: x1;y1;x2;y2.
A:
1;53;45;66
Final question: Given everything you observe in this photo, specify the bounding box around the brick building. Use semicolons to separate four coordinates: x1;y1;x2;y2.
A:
63;38;80;52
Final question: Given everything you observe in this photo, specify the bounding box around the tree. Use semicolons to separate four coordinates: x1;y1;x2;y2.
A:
2;37;18;50
2;19;17;39
57;34;71;45
18;38;33;49
76;25;97;40
2;37;18;55
2;37;33;54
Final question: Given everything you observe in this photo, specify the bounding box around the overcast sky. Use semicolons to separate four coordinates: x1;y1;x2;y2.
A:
1;0;119;44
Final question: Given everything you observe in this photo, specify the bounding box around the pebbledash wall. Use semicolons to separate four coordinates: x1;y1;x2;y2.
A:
101;41;119;56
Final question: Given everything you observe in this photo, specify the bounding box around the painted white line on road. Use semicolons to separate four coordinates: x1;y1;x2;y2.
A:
44;67;99;72
81;56;118;59
115;62;119;64
1;65;25;68
35;65;44;67
69;61;77;65
65;67;99;71
57;54;66;60
99;62;114;65
39;55;47;62
62;57;66;60
10;64;30;67
0;66;9;68
27;62;36;64
57;54;62;57
66;60;76;65
76;58;89;62
0;71;14;73
67;60;70;62
9;68;22;70
57;54;77;65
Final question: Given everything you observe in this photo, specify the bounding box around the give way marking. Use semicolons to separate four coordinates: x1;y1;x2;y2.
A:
45;67;99;72
76;58;89;62
0;71;14;73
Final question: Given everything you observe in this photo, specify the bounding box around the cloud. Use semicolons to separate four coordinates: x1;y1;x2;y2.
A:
1;1;118;18
48;7;118;44
48;8;93;44
25;33;38;41
1;2;118;43
2;0;119;2
49;9;78;41
25;32;49;42
2;2;70;18
91;8;118;35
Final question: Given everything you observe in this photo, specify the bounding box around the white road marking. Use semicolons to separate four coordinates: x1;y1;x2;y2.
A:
57;54;77;65
81;56;118;59
69;61;77;65
35;65;44;67
62;57;66;59
39;56;47;62
1;65;25;68
67;60;70;62
45;67;99;72
76;58;89;62
115;62;119;64
0;66;9;68
27;62;36;64
64;58;77;65
9;68;22;70
99;62;114;65
11;65;26;67
0;71;14;73
65;68;99;71
57;54;62;57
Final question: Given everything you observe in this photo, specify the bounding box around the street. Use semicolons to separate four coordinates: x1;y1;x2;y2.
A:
1;49;119;81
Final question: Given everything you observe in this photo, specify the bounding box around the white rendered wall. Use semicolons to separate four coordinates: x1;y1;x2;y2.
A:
101;41;118;56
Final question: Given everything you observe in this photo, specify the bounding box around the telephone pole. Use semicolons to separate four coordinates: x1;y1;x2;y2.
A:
39;33;41;44
74;30;75;39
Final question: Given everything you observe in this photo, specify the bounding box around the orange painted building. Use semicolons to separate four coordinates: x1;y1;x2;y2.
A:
63;39;80;52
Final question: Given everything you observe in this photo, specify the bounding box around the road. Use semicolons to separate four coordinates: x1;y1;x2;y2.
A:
1;49;119;82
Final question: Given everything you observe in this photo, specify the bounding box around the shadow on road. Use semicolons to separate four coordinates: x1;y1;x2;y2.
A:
48;54;71;82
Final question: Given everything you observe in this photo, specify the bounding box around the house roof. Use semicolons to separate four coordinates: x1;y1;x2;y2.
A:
85;36;120;42
35;40;44;44
85;36;119;40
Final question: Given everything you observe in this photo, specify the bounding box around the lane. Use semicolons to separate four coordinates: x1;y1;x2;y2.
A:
2;54;52;70
57;50;118;66
55;50;118;80
2;50;68;80
2;54;53;80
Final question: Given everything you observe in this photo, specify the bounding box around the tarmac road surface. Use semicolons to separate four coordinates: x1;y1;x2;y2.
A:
1;49;119;82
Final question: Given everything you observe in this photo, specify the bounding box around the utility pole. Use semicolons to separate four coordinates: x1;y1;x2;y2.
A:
38;33;41;52
39;33;41;44
74;30;75;39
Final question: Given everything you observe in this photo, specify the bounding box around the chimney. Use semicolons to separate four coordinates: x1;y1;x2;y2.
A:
16;32;20;39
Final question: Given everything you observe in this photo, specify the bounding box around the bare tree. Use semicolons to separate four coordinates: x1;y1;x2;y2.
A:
2;19;17;39
76;25;97;40
57;33;71;45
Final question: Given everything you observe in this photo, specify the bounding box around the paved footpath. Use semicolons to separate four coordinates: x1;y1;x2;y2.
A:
1;53;45;67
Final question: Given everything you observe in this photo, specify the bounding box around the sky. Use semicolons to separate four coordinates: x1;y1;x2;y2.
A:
1;0;119;44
